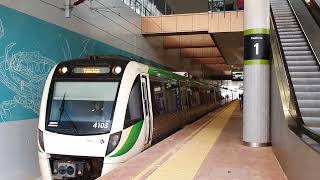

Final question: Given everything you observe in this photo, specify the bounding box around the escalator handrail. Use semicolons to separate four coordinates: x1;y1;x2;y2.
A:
287;0;320;67
301;126;320;144
270;7;304;127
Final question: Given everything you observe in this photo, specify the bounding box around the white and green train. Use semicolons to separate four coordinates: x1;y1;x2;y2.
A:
38;56;221;180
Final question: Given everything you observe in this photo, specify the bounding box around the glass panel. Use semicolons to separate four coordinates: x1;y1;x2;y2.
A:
208;0;240;12
191;88;201;107
154;0;165;15
124;0;130;6
180;83;189;110
166;4;171;15
125;78;143;127
165;82;181;112
119;0;171;16
130;0;136;10
135;0;142;15
150;81;167;116
47;81;119;135
52;82;118;101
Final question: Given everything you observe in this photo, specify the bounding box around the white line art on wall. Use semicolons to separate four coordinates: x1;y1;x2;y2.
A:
0;43;56;121
79;39;91;57
63;39;72;60
0;19;4;39
0;17;94;122
62;39;91;60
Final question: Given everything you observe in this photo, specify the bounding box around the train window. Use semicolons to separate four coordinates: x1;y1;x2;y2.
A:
47;81;119;135
191;88;201;107
199;88;207;104
187;88;192;108
150;80;168;117
210;90;216;102
165;82;181;113
180;83;189;110
124;77;144;128
150;78;183;116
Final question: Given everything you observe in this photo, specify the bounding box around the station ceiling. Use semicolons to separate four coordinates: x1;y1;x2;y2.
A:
141;11;244;79
214;32;244;67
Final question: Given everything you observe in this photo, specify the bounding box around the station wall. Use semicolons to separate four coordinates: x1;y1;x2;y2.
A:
0;1;184;179
271;58;320;180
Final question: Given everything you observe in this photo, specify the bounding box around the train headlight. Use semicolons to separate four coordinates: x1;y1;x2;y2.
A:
106;131;122;156
112;66;122;75
38;129;45;152
59;66;68;74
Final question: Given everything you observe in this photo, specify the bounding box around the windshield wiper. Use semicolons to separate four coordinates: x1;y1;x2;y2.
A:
63;111;79;135
56;93;78;135
57;93;66;123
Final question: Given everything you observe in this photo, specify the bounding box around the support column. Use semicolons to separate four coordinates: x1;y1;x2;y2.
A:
243;0;271;147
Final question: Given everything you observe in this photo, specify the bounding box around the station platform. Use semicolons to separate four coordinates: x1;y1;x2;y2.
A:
99;101;287;180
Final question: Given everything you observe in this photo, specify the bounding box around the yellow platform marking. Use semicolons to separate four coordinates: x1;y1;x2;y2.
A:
133;107;227;180
145;102;238;180
133;104;233;180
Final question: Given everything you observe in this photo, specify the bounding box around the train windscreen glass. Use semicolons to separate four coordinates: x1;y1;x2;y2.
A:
46;81;119;135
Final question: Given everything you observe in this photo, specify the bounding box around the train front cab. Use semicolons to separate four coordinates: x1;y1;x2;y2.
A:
38;59;154;180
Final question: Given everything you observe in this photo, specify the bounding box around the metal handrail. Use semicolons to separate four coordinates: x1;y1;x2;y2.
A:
270;9;303;126
287;0;320;67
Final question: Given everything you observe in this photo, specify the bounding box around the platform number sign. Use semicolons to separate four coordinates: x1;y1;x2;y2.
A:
244;31;270;63
254;43;259;55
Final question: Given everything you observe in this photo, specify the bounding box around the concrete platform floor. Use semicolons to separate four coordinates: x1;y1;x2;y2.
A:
99;101;287;180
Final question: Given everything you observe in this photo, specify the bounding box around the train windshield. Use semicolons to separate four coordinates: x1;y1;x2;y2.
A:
46;81;119;135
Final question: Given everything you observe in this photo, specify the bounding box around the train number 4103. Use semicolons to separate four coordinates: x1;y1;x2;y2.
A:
93;122;109;129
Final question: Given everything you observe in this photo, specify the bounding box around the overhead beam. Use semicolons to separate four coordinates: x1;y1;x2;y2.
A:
190;57;225;64
142;11;243;35
205;64;232;71
181;47;221;58
207;67;231;71
206;64;230;68
206;70;232;80
164;34;215;49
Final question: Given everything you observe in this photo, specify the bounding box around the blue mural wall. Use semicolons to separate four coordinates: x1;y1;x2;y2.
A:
0;5;165;122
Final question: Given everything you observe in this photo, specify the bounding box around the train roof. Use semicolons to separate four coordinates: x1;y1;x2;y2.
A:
56;55;131;67
148;66;211;88
57;56;213;88
148;67;188;81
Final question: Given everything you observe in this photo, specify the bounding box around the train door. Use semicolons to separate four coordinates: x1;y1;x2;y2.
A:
140;74;153;148
180;81;189;125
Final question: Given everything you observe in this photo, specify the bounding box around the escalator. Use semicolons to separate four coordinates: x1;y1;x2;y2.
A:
270;0;320;143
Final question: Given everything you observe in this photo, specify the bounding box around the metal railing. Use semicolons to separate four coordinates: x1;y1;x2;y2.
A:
120;0;173;16
302;0;320;27
208;0;243;12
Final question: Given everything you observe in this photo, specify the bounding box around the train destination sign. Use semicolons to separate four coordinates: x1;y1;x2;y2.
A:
73;67;110;74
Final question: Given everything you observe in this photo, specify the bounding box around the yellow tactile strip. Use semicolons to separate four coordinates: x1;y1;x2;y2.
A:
131;104;231;180
135;101;239;180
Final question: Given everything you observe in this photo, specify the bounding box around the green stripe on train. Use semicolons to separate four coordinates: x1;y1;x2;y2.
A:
111;120;144;157
147;67;211;88
148;67;188;81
